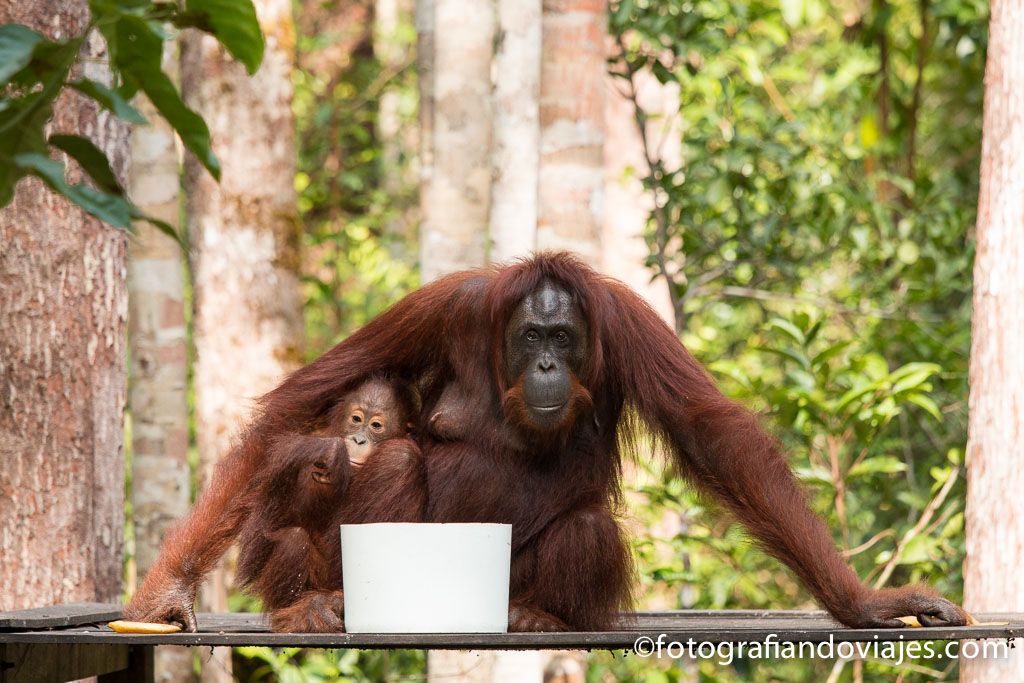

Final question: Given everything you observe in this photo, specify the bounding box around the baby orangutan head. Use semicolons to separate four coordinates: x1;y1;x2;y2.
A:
328;376;414;465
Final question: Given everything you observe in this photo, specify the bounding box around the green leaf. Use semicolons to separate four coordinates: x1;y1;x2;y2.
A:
811;340;851;368
766;317;806;345
49;134;123;194
753;345;811;371
898;534;937;565
0;24;43;85
141;71;220;179
70;78;147;124
793;465;834;488
848;456;907;478
780;0;804;26
651;60;673;85
0;36;80;137
905;393;942;421
859;114;880;148
834;382;879;412
888;362;941;382
105;16;220;179
185;0;265;74
0;164;27;206
0;92;53;206
888;364;940;395
14;152;133;229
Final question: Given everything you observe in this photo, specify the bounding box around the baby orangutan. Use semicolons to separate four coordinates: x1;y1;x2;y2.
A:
236;376;427;630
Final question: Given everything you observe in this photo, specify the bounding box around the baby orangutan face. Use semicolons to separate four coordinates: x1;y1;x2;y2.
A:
330;377;411;466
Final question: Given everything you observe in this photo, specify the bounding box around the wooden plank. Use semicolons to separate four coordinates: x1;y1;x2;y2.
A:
0;642;129;682
0;612;1020;650
0;626;1021;650
0;603;121;630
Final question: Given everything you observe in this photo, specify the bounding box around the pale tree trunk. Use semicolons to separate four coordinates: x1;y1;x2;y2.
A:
536;0;605;261
181;1;303;680
480;7;544;676
961;0;1024;680
490;0;541;264
376;0;417;247
532;4;605;679
376;0;405;184
415;0;435;260
418;0;492;282
0;1;127;611
127;40;196;683
420;2;512;679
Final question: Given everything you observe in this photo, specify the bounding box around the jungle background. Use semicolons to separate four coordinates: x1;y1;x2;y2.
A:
0;0;1014;681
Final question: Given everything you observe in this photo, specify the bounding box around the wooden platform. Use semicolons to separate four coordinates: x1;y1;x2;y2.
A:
3;607;1024;649
2;604;1022;681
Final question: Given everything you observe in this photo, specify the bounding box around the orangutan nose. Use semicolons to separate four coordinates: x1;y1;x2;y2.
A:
351;434;367;446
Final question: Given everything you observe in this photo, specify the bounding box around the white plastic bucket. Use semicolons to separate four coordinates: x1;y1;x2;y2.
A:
340;522;512;633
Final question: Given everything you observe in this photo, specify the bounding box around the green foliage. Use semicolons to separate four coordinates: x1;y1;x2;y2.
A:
0;0;265;239
607;0;983;679
234;646;426;683
294;2;420;356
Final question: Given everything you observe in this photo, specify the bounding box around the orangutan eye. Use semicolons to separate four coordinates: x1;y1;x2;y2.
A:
554;331;569;345
370;420;383;431
351;414;362;423
525;330;540;342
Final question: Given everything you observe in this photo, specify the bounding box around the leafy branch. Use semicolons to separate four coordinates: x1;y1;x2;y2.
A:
0;0;265;243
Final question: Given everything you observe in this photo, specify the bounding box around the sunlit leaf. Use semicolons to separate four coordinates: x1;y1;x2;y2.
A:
905;393;942;421
848;456;907;478
766;317;807;345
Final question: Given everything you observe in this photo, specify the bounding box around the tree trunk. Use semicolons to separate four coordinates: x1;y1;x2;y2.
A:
490;0;541;263
536;0;605;261
961;0;1024;680
418;0;492;282
415;0;435;265
181;1;303;680
420;4;521;679
376;0;417;249
0;1;128;611
127;40;196;683
532;4;606;679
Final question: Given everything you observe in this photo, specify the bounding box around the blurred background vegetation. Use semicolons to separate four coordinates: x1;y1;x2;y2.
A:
204;0;987;680
217;0;982;680
74;0;983;679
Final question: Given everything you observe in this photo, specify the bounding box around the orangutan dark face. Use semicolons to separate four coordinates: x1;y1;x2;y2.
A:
503;282;589;431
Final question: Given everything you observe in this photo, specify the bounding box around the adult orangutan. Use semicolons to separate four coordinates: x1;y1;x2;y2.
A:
125;252;967;632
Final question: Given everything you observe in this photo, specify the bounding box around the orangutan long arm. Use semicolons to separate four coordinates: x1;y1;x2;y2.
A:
605;283;871;624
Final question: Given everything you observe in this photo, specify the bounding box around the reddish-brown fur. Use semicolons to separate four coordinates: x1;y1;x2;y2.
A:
233;379;426;628
126;252;967;632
